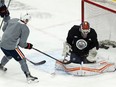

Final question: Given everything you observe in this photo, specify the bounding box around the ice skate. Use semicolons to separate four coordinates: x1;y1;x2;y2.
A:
25;72;39;83
0;64;7;71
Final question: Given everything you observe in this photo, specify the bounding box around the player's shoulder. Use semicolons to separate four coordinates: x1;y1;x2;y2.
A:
72;25;80;28
90;27;95;32
90;28;97;35
70;25;80;31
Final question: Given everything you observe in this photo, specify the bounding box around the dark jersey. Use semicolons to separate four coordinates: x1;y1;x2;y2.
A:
66;25;99;57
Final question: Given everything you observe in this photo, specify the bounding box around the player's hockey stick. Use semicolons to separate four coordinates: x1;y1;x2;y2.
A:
26;58;46;65
32;47;65;64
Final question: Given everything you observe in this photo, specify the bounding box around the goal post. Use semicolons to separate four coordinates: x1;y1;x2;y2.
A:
81;0;116;41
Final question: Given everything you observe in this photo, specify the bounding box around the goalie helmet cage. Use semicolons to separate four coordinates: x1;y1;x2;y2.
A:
81;0;116;41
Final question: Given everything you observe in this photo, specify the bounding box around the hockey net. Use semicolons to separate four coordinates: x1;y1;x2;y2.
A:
82;0;116;48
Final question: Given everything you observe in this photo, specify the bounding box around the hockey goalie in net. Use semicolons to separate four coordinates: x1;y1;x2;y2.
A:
55;21;116;76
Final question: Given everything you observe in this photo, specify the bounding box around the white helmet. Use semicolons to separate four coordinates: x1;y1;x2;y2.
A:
20;13;31;23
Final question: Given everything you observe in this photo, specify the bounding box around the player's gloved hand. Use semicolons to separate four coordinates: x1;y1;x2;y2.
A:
25;43;33;49
0;5;10;17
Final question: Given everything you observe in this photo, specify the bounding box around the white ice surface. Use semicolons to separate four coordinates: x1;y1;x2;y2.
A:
0;0;116;87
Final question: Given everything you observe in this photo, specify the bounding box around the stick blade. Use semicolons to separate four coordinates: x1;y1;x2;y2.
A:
34;60;46;65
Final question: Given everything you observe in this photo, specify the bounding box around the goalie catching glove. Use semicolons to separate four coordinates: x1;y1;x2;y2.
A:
86;47;98;62
62;41;72;57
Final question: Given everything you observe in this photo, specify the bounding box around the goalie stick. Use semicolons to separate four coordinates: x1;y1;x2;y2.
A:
26;58;46;65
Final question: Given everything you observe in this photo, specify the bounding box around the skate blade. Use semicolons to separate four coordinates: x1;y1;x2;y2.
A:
27;79;39;84
0;68;7;72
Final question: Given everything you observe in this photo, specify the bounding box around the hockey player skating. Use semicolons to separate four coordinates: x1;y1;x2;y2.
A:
0;13;38;83
62;21;99;64
0;0;10;22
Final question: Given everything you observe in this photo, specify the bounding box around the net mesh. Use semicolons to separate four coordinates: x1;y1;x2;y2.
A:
83;0;116;41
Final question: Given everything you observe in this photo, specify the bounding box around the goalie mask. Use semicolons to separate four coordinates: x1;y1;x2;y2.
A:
76;39;87;50
80;21;90;38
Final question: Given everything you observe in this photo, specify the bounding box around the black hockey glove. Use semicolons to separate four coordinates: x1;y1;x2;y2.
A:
0;5;10;17
25;43;33;49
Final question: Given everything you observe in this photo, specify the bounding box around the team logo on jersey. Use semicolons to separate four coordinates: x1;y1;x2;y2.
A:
74;36;78;38
76;39;87;50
